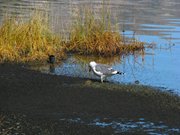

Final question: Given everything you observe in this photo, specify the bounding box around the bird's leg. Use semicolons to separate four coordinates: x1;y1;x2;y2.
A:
101;75;106;83
101;76;104;83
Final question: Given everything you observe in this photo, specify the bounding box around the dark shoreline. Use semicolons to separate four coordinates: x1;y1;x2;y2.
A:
0;63;180;134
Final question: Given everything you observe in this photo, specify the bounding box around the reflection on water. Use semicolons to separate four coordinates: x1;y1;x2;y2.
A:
60;117;180;134
31;47;180;95
73;54;123;65
0;0;180;44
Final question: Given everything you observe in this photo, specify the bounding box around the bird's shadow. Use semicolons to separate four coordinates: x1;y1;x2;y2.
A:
86;78;110;83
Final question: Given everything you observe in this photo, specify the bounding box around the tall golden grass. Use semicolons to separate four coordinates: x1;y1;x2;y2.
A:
0;2;145;63
0;11;66;63
67;6;144;56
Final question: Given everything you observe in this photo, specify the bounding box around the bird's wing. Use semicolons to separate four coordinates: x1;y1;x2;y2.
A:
95;64;116;75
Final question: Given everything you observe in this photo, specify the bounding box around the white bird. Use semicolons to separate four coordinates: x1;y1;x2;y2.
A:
89;61;124;83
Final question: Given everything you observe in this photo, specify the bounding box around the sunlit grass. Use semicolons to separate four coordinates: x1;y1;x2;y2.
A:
67;6;144;56
0;11;66;63
0;1;145;63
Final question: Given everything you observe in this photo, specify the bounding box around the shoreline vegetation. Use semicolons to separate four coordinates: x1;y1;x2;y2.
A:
0;2;144;63
0;11;66;63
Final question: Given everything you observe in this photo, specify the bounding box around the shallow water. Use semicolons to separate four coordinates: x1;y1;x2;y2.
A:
59;117;180;134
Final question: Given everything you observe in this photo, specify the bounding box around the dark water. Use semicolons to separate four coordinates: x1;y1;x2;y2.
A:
0;0;180;134
61;117;180;135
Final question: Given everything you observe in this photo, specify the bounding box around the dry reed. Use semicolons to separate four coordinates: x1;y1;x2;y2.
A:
67;6;144;56
0;11;66;63
0;1;145;63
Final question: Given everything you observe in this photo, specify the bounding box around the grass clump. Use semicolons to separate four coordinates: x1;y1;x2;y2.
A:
0;2;145;63
0;12;66;63
67;7;144;56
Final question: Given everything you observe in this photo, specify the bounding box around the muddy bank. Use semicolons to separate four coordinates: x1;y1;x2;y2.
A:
0;63;180;134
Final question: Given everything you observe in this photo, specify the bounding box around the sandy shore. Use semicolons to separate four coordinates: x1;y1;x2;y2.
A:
0;63;180;134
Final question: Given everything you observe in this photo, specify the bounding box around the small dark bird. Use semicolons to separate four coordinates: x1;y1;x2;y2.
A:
48;55;55;64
